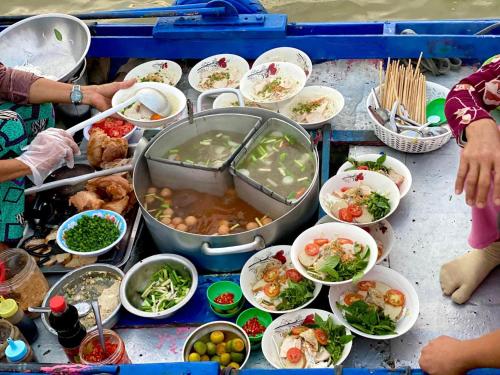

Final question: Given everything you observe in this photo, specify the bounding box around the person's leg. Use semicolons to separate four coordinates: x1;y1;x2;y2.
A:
440;179;500;304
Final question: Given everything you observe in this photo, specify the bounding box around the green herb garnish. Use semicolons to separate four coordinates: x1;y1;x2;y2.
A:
346;154;389;173
64;215;120;252
336;300;397;335
54;28;63;41
363;192;391;220
292;99;322;115
276;279;315;311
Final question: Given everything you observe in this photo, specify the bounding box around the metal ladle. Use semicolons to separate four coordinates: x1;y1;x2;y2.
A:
66;87;171;135
91;300;107;356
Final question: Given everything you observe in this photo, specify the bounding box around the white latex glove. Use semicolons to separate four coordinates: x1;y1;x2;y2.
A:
16;128;80;186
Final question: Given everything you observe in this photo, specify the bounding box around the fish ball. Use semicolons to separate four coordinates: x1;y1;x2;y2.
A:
164;208;174;217
262;217;273;225
246;222;259;231
160;187;172;198
218;224;230;235
161;217;172;225
172;217;184;225
176;223;188;232
185;216;197;227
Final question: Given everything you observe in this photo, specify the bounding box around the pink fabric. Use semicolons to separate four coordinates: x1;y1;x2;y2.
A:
469;177;500;249
0;62;41;104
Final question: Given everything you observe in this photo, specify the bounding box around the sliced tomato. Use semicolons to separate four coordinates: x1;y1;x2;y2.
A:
286;348;303;364
150;113;164;120
305;243;320;256
338;208;353;222
314;329;328;346
295;187;306;199
347;204;362;218
337;238;353;245
302;314;315;326
384;289;406;307
340;186;350;192
263;268;279;282
357;165;369;170
313;238;330;246
357;280;376;291
263;283;281;298
344;293;364;306
291;326;309;335
285;269;303;283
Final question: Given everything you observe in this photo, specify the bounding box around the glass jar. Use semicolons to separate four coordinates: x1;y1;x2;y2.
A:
79;329;130;365
0;249;49;312
0;319;26;362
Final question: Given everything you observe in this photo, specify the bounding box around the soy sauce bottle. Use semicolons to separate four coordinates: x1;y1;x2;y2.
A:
48;296;87;363
0;297;38;344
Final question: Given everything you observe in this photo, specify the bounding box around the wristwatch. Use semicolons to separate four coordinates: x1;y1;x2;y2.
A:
70;85;83;105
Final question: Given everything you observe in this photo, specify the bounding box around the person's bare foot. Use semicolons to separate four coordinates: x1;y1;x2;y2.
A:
440;243;500;304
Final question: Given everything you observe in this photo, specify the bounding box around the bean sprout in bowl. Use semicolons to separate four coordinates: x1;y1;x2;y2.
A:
112;82;186;129
125;60;182;86
320;171;400;226
120;254;198;319
279;86;344;129
240;62;306;104
290;223;378;286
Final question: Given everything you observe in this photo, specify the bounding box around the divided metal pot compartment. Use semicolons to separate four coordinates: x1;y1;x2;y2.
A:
144;113;261;196
134;108;319;272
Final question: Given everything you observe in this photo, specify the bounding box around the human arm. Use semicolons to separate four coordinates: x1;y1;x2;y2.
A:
419;330;500;375
0;159;31;183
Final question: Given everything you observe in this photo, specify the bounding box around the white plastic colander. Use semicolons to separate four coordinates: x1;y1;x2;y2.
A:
366;81;452;153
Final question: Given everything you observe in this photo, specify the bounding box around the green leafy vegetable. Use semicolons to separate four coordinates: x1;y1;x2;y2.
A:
308;245;369;282
337;300;397;335
318;255;340;278
276;279;315;310
54;28;63;41
345;154;389;173
139;264;192;313
363;192;391;220
64;215;120;252
307;314;354;364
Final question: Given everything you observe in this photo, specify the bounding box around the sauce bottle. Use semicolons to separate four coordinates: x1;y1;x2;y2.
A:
0;298;38;344
48;296;86;363
5;338;34;363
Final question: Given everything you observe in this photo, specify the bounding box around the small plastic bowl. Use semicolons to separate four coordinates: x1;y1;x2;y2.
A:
209;299;245;318
207;281;243;311
236;308;272;343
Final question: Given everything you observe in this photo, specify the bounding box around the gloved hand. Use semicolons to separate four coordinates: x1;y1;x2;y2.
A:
16;128;80;186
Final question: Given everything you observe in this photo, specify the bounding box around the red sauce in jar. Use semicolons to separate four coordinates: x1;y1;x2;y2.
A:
90;118;134;138
242;317;266;336
214;293;234;305
83;338;118;363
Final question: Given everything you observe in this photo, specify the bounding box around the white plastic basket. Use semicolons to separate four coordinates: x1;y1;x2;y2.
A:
366;81;452;153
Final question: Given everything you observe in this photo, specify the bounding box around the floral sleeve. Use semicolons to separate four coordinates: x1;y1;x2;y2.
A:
444;57;500;145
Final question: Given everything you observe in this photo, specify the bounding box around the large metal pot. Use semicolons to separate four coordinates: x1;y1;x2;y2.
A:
0;14;90;82
134;107;319;272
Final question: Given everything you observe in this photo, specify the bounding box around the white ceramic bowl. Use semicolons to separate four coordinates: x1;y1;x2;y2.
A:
320;170;401;226
182;321;251;368
120;254;198;319
240;245;322;314
112;82;187;129
290;222;378;286
239;62;306;104
188;54;249;93
329;265;420;340
253;47;313;80
261;308;352;368
212;90;276;111
279;85;344;129
124;60;182;86
316;216;394;264
338;154;412;198
56;209;127;258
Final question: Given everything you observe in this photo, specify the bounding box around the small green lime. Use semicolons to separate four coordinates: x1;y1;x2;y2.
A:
230;352;244;363
220;353;231;365
232;338;245;353
211;355;221;363
193;341;207;355
200;354;210;361
227;362;240;369
206;342;216;356
188;352;201;362
210;331;224;344
225;339;233;352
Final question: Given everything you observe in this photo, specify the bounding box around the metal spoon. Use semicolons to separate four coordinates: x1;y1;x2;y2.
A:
91;300;106;356
29;301;92;318
67;87;170;135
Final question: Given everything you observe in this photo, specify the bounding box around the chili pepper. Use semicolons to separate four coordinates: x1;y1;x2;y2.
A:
242;317;266;336
82;337;118;363
214;293;234;305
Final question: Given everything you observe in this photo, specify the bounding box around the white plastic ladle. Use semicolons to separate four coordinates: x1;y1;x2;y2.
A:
66;88;171;136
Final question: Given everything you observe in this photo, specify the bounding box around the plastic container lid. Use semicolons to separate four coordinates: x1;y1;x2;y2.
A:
0;297;18;318
5;338;28;362
49;296;67;313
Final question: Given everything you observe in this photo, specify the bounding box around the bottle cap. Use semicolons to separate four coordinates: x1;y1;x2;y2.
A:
0;297;18;318
49;296;67;314
5;338;28;362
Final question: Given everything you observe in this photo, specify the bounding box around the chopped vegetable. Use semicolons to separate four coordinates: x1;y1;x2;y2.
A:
242;317;266;337
214;293;234;305
64;215;120;252
337;300;397;335
363;192;391;220
276;279;315;311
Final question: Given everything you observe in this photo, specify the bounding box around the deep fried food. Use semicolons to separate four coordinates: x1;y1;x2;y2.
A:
102;195;130;215
87;128;128;168
69;191;105;211
86;175;132;201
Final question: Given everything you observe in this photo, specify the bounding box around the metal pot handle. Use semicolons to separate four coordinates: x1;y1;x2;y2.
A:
196;88;245;113
201;236;265;256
